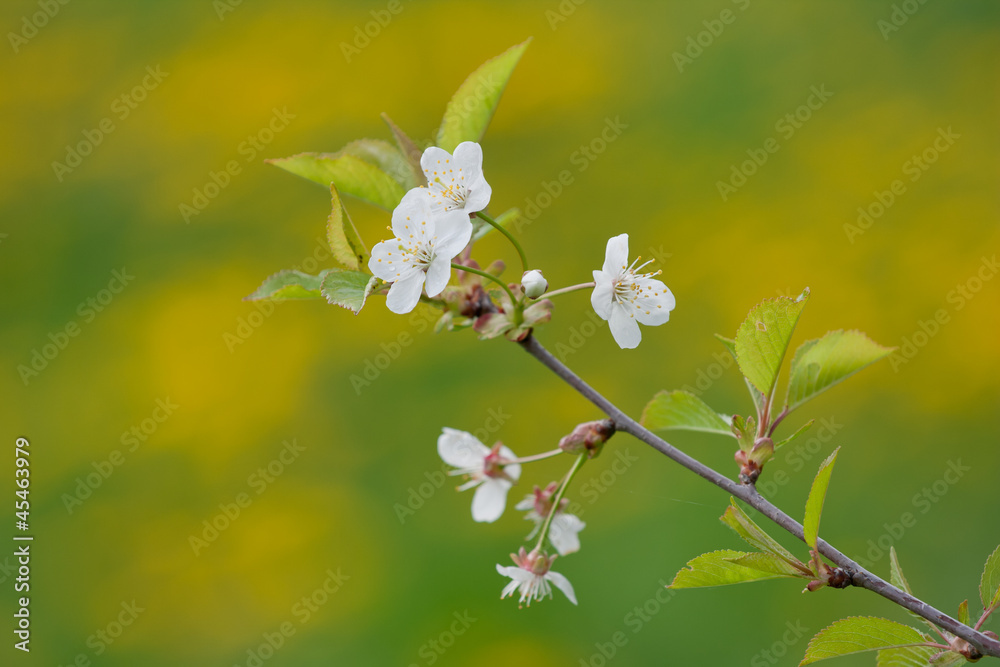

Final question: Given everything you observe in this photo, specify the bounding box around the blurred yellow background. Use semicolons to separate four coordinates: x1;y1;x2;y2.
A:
1;1;997;665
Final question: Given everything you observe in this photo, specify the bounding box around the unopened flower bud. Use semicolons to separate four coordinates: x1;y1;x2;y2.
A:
521;270;548;298
559;419;615;458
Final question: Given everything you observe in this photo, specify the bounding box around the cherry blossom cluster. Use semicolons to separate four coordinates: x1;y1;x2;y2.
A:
369;141;676;606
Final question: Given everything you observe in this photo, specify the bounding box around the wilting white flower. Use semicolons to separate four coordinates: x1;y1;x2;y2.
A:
369;192;472;314
591;233;675;349
418;142;492;214
521;270;548;299
437;428;520;523
515;483;586;556
497;548;577;607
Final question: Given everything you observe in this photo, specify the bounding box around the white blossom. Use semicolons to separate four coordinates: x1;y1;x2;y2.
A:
417;142;492;214
521;270;548;299
437;428;520;523
496;548;577;607
591;233;675;349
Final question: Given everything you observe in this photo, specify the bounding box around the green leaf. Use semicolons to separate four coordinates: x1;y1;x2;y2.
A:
980;544;1000;610
726;552;809;578
958;600;970;626
786;330;895;410
471;207;523;242
267;152;406;211
774;420;814;450
669;550;788;589
889;547;914;594
890;547;943;636
436;38;531;152
327;184;368;270
721;498;800;565
735;289;810;397
931;652;970;666
380;113;426;186
641;390;733;437
320;269;378;314
715;334;765;414
245;269;330;301
804;447;840;550
877;646;938;667
730;414;757;454
800;617;929;665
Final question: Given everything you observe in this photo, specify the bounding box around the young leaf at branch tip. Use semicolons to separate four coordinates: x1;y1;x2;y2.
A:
715;334;766;415
721;498;800;565
320;269;378;314
640;390;734;437
327;184;368;270
774;419;814;450
669;550;791;589
726;552;812;578
436;38;532;153
245;269;331;301
804;447;840;550
980;544;1000;611
735;288;810;398
799;616;929;665
786;329;895;411
958;600;970;626
380;113;426;186
266;152;406;211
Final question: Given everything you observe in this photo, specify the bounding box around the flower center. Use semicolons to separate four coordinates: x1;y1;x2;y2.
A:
612;257;661;308
433;178;467;209
399;239;435;269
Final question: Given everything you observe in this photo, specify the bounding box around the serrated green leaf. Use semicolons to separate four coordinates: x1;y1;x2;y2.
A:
735;289;810;397
721;498;800;565
890;547;943;636
727;552;810;578
436;38;531;152
800;617;929;665
958;600;970;626
669;550;788;589
889;547;914;594
930;651;970;666
786;330;894;410
641;390;733;437
774;420;814;450
245;269;330;301
877;645;939;667
267;152;406;211
327;184;368;270
980;544;1000;610
471;207;522;242
804;447;840;550
380;113;426;186
716;334;766;414
320;269;378;314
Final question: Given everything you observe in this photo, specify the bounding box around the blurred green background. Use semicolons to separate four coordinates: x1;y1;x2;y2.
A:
2;1;998;665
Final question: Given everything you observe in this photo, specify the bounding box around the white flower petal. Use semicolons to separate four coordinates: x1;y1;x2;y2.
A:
514;496;534;511
497;564;531;581
608;305;641;349
545;570;578;605
633;279;675;326
420;147;454;178
437;428;489;469
549;513;586;555
590;272;614;319
369;240;408;282
452;141;484;173
391;189;435;239
424;256;452;297
497;444;521;482
471;478;511;523
602;234;630;275
385;271;425;314
432;210;474;260
463;179;491;213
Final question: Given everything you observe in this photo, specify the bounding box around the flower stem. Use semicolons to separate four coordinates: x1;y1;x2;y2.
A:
475;211;528;274
451;262;518;306
507;449;564;465
533;453;586;553
541;282;596;300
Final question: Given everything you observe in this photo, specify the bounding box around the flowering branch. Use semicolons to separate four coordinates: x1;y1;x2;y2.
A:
517;334;1000;658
